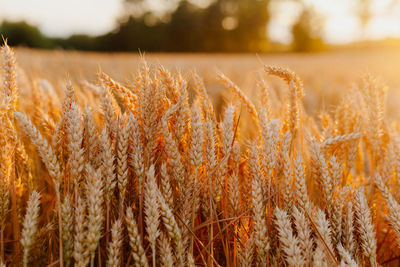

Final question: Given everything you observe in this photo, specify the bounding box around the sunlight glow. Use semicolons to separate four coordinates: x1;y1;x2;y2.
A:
1;0;400;43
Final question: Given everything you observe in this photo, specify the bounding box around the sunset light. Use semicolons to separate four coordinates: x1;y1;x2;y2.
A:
2;0;400;266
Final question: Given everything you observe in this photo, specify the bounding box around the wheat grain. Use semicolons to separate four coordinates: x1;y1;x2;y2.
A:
106;219;123;267
21;190;40;267
126;207;149;267
275;207;304;266
85;164;104;264
354;188;377;266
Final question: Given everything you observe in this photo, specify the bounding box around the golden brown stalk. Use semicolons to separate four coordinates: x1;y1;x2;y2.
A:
21;190;41;267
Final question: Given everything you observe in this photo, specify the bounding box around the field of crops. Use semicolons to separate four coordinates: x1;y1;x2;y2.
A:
3;44;400;266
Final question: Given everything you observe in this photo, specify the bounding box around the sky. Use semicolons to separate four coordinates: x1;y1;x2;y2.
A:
1;0;400;44
0;0;124;37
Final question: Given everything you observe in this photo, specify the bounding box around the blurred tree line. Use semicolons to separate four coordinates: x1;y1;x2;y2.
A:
0;0;325;52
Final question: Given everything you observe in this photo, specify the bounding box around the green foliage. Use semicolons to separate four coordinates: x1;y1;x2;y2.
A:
104;0;271;52
0;21;53;48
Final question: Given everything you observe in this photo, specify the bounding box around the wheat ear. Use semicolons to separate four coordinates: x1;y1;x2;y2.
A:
21;191;41;267
274;207;304;266
126;207;149;267
106;219;123;267
85;164;104;265
73;196;89;267
249;145;269;265
144;165;160;267
354;188;377;266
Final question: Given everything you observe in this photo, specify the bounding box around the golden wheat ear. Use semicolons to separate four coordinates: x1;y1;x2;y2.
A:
106;219;123;267
21;191;40;267
274;207;304;267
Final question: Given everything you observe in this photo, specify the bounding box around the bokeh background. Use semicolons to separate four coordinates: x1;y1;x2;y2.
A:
2;0;400;52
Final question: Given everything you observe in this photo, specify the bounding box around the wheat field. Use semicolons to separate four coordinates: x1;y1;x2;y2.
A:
2;43;400;267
